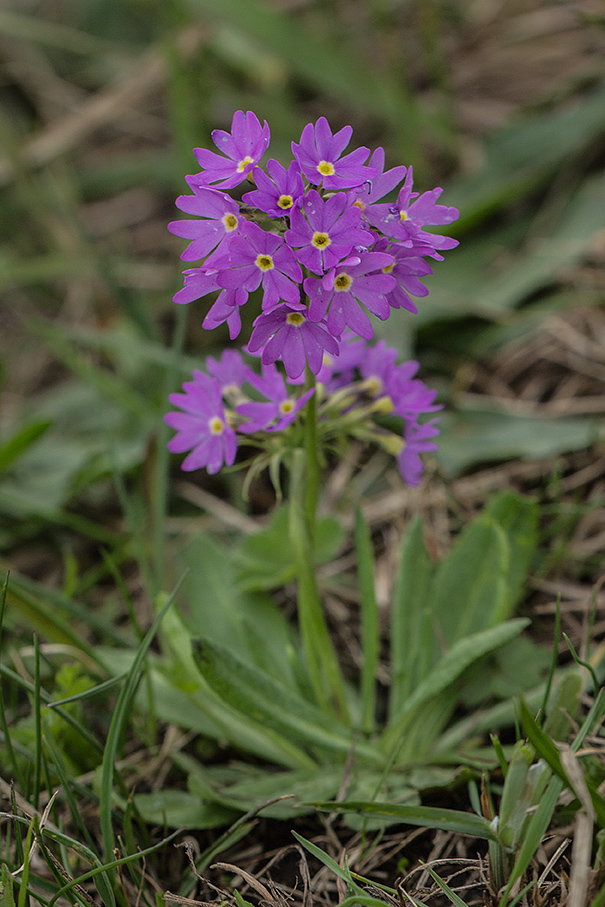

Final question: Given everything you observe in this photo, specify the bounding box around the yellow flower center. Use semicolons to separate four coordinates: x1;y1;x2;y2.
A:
278;194;293;210
382;262;394;274
237;156;254;173
279;399;295;415
365;376;383;397
400;210;409;221
256;253;274;271
209;416;224;435
334;273;352;292
353;199;364;211
222;212;238;231
286;312;305;326
317;160;335;177
312;231;331;249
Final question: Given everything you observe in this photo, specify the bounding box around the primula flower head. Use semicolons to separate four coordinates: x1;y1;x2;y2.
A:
192;110;270;189
166;111;458;482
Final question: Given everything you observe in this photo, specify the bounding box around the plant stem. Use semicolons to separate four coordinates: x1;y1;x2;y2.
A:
289;371;349;722
303;368;320;540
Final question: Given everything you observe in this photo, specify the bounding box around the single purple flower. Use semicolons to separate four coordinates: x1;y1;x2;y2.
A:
397;418;440;485
165;371;237;474
237;363;314;432
292;117;378;190
366;166;459;253
285;190;373;275
305;250;396;340
248;303;340;380
242;160;305;218
192;110;270;190
207;221;302;311
206;349;248;393
168;187;241;262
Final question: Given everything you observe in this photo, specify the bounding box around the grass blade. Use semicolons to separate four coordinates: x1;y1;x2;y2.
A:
99;577;185;872
311;801;496;839
0;573;21;788
32;635;42;812
499;776;564;907
422;863;470;907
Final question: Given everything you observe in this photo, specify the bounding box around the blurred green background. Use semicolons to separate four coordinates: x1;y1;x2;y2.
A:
0;0;604;565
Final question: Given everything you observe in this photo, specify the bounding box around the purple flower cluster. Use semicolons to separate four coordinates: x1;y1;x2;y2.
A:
165;337;441;485
169;111;458;380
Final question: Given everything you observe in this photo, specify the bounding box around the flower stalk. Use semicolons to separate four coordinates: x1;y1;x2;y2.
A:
289;447;349;722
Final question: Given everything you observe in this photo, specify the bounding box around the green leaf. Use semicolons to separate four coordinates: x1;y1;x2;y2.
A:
98;642;309;769
462;636;551;708
235;506;344;592
430;517;509;647
436;406;600;477
519;698;572;784
0;420;51;472
482;491;538;612
500;776;564;904
521;698;605;829
192;636;384;767
183;533;298;687
132;790;238;829
382;619;529;753
0;862;15;907
543;671;583;741
447;84;605;230
292;832;359;885
388;515;434;718
311;800;496;840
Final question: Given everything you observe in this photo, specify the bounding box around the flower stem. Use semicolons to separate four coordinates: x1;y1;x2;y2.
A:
288;371;349;722
303;368;320;538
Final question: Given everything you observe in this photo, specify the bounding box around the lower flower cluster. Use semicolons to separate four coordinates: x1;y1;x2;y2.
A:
165;335;441;485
